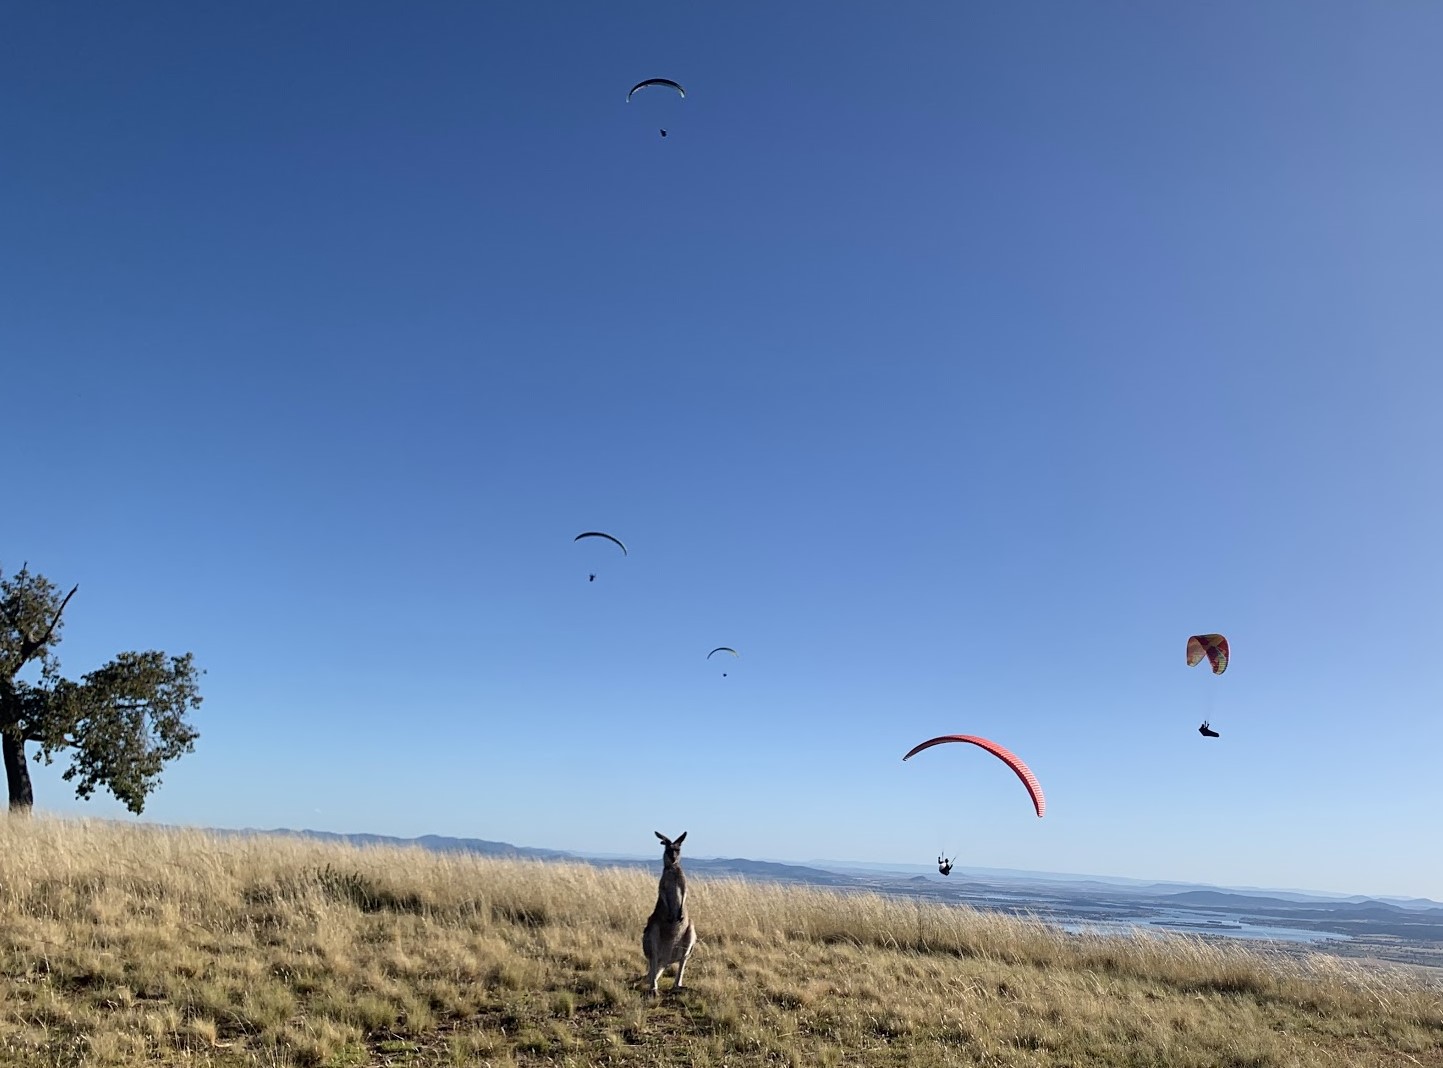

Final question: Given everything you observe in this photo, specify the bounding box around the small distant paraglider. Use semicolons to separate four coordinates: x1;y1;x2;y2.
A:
627;78;684;139
707;646;738;676
937;855;954;877
575;531;627;582
1198;721;1220;738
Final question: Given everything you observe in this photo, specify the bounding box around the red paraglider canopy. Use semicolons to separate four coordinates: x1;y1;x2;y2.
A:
902;735;1046;818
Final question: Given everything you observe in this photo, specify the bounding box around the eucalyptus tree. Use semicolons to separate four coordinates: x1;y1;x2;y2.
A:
0;563;202;813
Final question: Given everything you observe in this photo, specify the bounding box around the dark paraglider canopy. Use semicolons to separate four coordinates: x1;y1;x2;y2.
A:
627;78;685;102
707;647;738;676
574;531;627;555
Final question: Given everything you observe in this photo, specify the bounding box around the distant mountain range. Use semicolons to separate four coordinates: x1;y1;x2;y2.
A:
240;828;862;886
230;827;1442;912
801;859;1442;910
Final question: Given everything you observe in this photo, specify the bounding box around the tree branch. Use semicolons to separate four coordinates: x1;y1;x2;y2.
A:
17;584;77;666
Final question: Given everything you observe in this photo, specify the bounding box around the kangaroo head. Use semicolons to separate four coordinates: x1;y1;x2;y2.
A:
655;830;687;866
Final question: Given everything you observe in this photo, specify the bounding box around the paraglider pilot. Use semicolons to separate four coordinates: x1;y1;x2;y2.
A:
1198;720;1219;738
937;855;954;877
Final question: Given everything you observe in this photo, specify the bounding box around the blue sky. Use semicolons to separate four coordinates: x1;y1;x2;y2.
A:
3;2;1440;899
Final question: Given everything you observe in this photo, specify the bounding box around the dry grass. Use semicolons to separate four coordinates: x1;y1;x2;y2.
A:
0;816;1438;1066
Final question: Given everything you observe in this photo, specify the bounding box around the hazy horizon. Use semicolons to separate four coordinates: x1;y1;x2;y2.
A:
152;815;1443;905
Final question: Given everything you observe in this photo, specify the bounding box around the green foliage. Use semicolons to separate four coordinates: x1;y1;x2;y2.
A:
36;651;202;813
0;564;69;683
0;562;203;813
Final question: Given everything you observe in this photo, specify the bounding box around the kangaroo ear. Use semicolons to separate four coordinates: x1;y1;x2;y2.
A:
655;831;668;843
674;832;687;846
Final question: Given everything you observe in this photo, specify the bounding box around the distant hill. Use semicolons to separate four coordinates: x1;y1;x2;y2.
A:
812;862;1443;910
233;830;860;886
1166;890;1443;919
690;858;861;886
224;828;574;861
1164;889;1443;940
219;828;1440;912
543;853;864;887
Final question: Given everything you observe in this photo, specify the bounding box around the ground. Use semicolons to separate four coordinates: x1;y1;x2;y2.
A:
0;817;1438;1067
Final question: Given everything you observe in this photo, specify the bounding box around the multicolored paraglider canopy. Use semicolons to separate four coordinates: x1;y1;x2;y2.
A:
902;734;1046;818
1186;634;1229;675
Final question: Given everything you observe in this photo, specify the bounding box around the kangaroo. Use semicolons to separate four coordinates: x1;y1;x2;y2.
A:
641;830;698;997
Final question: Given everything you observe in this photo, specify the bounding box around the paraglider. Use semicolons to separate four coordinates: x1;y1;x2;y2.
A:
627;80;683;139
707;647;738;677
627;78;685;103
1186;634;1229;734
1186;634;1229;675
903;735;1046;819
937;855;954;877
575;531;626;582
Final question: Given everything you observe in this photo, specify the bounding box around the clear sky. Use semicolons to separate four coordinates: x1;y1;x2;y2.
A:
3;2;1440;899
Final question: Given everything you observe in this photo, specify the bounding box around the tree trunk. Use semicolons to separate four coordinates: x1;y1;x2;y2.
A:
3;732;33;812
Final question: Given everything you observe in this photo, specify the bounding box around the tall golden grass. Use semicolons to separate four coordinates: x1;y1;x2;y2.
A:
0;814;1437;1066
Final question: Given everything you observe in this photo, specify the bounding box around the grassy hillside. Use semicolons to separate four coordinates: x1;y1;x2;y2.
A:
0;817;1438;1067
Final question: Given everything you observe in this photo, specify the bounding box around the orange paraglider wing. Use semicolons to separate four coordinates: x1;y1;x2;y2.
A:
1186;634;1229;675
902;735;1045;818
